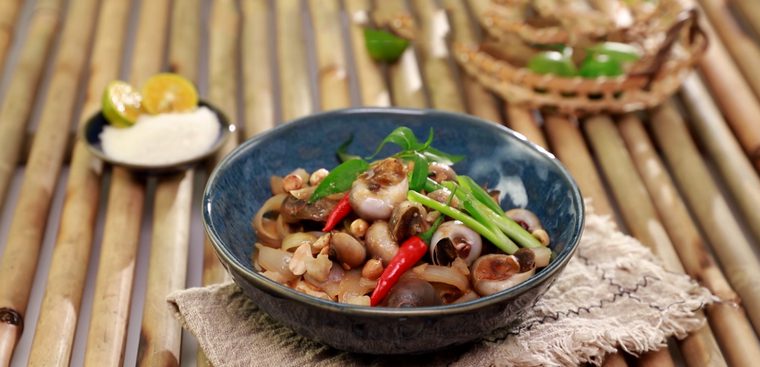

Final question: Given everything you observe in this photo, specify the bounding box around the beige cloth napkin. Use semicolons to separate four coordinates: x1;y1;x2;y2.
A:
168;212;714;367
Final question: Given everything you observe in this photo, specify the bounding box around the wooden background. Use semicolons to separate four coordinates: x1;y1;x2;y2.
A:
0;0;759;366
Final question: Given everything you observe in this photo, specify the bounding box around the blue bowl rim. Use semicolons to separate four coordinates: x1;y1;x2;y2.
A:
202;107;585;316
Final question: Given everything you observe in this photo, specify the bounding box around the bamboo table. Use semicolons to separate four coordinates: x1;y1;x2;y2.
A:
0;0;758;366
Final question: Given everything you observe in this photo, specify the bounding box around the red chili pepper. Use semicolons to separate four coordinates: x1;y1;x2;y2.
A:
322;192;352;232
369;236;428;306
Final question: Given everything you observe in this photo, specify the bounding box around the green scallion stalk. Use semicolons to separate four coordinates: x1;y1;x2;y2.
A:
457;175;504;215
462;200;517;253
441;181;543;249
423;178;443;193
474;201;544;249
408;191;519;254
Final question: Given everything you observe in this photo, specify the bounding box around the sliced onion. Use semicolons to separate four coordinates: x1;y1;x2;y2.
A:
276;212;301;239
432;283;464;304
252;194;287;248
474;268;536;296
289;185;316;201
281;232;318;252
269;176;285;195
452;290;481;304
270;176;285;195
530;247;552;268
451;257;470;277
305;262;344;300
261;270;291;284
294;279;332;300
344;295;371;306
412;264;469;291
338;269;377;303
256;243;296;281
305;251;332;282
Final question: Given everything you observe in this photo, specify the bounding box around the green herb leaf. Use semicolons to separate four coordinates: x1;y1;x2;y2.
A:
337;135;361;162
422;147;464;165
407;152;429;191
368;126;419;159
419;128;434;150
309;159;369;203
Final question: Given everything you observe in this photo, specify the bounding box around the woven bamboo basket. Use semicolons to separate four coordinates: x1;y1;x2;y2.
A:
453;0;707;114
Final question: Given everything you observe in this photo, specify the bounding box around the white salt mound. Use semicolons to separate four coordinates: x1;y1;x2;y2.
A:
101;106;220;165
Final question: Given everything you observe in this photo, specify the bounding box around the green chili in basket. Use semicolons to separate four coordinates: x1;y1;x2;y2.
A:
364;28;409;63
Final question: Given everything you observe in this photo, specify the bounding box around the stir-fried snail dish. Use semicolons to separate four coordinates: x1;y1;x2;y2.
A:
251;127;553;307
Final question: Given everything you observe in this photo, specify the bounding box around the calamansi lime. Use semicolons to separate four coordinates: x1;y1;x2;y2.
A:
140;73;198;114
102;80;142;128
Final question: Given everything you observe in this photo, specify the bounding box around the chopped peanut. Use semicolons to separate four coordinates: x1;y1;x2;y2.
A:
288;243;313;276
312;233;331;251
350;218;369;238
306;250;333;282
309;168;329;186
283;174;305;192
361;258;384;280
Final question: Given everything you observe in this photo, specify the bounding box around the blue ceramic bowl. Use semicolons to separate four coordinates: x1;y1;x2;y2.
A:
203;108;584;355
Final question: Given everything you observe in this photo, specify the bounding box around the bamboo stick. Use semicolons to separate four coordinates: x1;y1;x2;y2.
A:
167;0;200;80
203;0;241;289
0;0;61;213
650;101;760;335
197;4;242;364
697;0;760;100
310;0;351;111
374;0;426;109
583;116;682;263
137;172;194;367
27;0;132;366
697;18;760;170
207;0;240;135
680;75;760;244
729;0;760;40
542;115;633;367
136;1;201;365
618;113;760;367
410;0;465;112
507;107;547;149
82;168;147;367
19;131;74;165
0;0;22;72
584;115;725;367
241;0;274;139
0;0;87;363
543;115;616;217
442;0;500;122
308;0;351;110
276;0;312;121
637;350;676;367
83;0;171;365
465;0;490;17
344;0;390;107
602;353;628;367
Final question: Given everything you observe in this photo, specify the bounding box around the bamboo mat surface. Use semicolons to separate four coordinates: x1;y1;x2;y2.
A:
0;0;759;366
